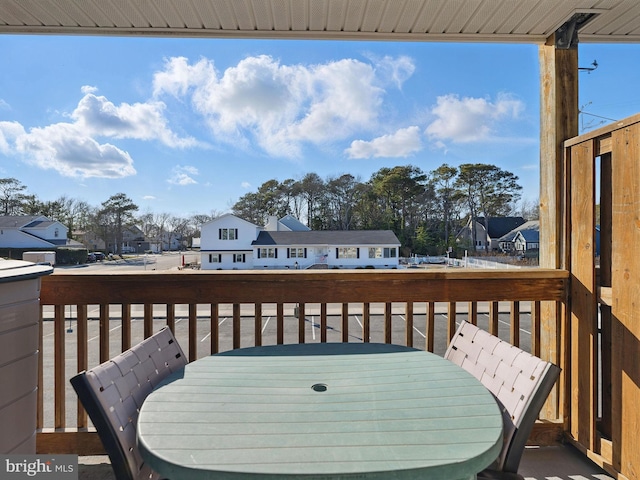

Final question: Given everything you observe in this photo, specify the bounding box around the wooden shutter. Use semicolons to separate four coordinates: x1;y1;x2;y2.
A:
275;248;278;259
287;248;290;258
218;229;222;239
357;248;360;259
304;248;307;258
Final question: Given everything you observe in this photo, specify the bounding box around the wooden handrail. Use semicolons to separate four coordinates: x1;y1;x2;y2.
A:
41;269;569;305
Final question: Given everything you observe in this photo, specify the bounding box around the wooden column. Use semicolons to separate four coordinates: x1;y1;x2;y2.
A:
539;36;578;421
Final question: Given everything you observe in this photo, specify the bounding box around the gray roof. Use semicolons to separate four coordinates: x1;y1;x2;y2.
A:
279;215;310;232
476;217;526;239
498;220;540;242
516;229;540;243
0;215;43;228
253;230;400;246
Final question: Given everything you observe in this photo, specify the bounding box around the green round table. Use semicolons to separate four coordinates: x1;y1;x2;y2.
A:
137;342;503;479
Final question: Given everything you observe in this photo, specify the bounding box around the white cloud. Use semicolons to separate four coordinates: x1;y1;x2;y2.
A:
425;93;524;144
241;181;251;189
14;122;136;178
143;195;157;200
153;56;216;98
372;55;415;89
0;121;26;154
81;85;98;95
345;126;422;159
168;165;199;185
0;99;10;111
2;81;204;179
153;54;406;158
72;93;198;148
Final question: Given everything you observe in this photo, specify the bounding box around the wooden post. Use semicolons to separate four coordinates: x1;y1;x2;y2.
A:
539;35;578;421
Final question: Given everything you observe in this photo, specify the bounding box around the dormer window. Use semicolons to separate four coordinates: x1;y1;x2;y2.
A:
54;228;59;237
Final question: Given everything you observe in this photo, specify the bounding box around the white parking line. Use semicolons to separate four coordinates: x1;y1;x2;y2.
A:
479;314;532;335
200;318;229;342
88;324;122;343
398;315;427;339
262;316;271;334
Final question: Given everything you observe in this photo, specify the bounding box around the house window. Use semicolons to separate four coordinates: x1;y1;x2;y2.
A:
209;254;221;263
288;248;306;258
54;228;59;237
219;228;238;240
259;248;277;258
369;248;396;258
337;247;358;259
233;254;246;263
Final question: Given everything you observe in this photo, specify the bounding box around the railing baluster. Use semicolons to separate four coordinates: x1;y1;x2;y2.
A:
277;304;284;344
510;301;520;347
254;304;262;346
210;304;219;354
54;305;65;429
489;301;499;336
167;303;176;333
426;302;435;352
405;302;414;347
320;303;327;343
363;303;370;343
298;303;305;344
468;301;478;325
342;303;349;343
384;302;392;344
531;301;541;357
100;304;109;363
77;305;88;428
144;304;153;338
190;304;198;360
122;303;131;352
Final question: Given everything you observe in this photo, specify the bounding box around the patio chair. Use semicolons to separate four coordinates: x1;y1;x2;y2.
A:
70;326;187;480
445;321;560;480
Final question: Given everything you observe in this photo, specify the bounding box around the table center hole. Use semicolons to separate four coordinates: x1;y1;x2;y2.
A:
312;383;328;392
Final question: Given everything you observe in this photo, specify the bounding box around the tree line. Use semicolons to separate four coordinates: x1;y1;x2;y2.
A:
0;177;218;254
231;163;538;255
1;162;537;256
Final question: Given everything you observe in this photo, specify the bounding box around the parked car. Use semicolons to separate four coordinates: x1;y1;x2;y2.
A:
92;252;105;261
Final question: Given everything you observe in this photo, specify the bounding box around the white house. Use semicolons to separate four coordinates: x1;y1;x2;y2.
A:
0;215;69;249
200;214;400;270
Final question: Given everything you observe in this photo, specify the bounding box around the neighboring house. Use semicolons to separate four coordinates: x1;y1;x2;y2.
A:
498;220;540;253
200;214;400;270
513;229;540;253
73;230;106;252
456;216;526;251
0;215;71;249
76;225;154;253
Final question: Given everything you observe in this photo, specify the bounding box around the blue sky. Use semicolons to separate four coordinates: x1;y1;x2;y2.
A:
1;36;638;217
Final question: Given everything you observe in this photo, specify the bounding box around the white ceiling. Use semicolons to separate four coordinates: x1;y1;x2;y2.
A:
1;0;639;44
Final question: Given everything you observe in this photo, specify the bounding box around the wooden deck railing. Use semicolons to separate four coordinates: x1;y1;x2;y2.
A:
36;268;569;454
563;112;640;480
